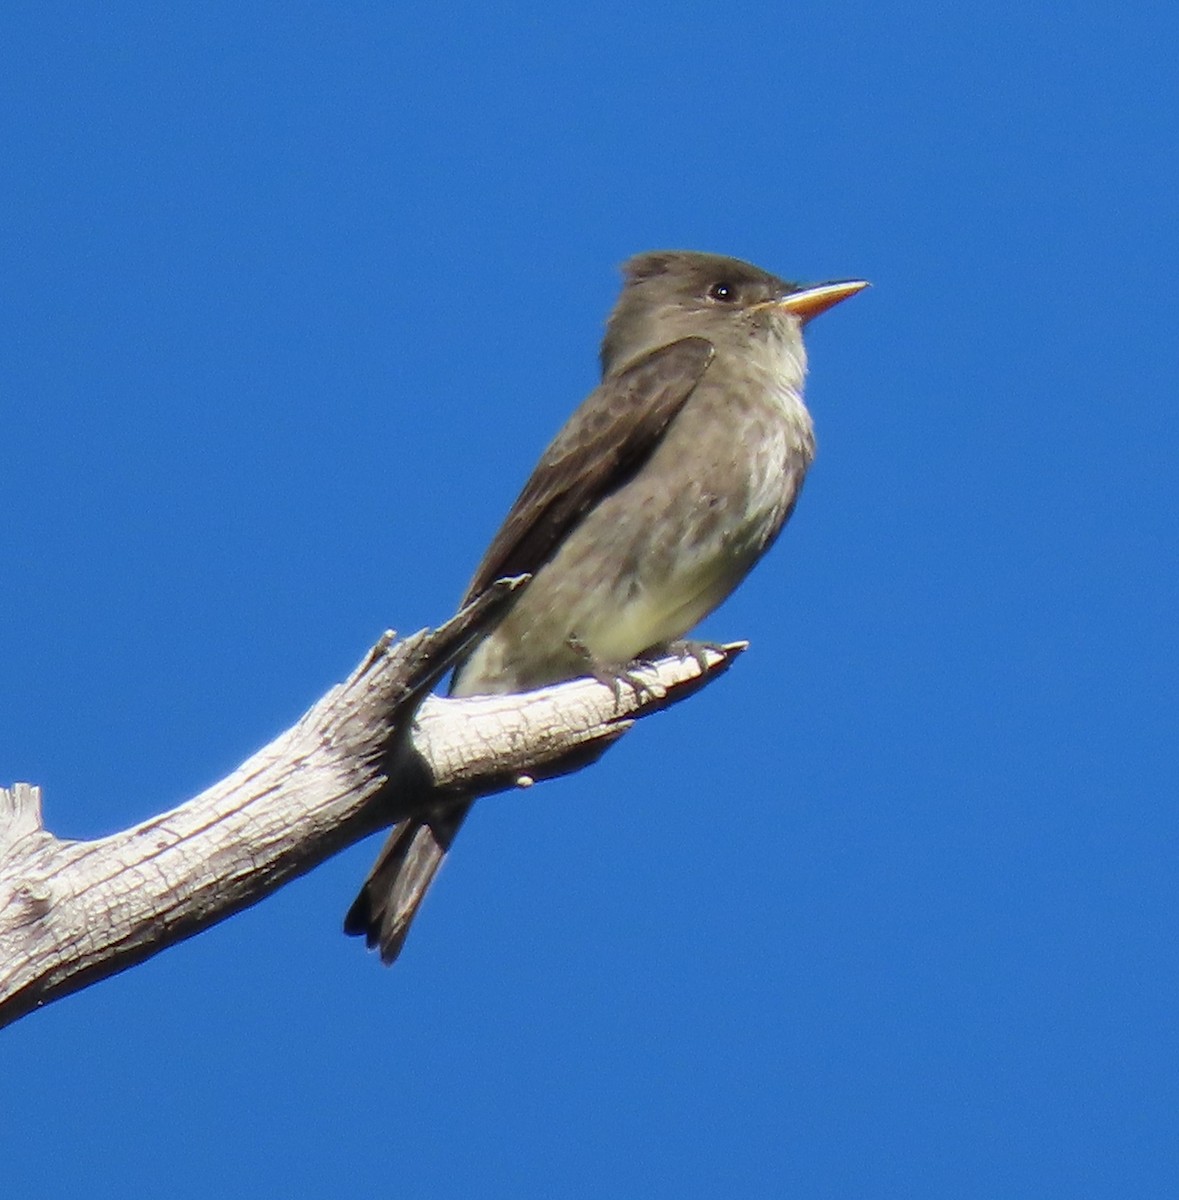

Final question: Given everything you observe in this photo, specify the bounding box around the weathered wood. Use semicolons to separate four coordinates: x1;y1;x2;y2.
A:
0;600;744;1028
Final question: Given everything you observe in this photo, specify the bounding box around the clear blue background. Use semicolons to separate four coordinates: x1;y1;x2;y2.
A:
3;4;1175;1196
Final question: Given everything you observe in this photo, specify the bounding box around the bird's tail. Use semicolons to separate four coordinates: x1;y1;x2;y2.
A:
343;802;472;964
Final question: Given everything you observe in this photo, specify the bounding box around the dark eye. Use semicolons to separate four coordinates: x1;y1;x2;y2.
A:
707;280;737;302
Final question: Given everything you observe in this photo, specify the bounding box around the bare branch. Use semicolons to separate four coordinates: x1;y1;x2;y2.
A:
0;604;744;1028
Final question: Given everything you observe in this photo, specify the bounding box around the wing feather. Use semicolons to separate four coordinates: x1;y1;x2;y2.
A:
461;337;715;604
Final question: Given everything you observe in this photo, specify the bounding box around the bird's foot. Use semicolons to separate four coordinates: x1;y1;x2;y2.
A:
567;636;657;704
665;638;729;674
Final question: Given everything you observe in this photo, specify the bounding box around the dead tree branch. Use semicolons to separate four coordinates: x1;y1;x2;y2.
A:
0;582;744;1028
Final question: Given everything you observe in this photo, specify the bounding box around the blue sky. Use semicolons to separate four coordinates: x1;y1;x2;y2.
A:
2;3;1175;1196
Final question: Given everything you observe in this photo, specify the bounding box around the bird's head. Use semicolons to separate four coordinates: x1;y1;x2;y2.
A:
600;250;866;379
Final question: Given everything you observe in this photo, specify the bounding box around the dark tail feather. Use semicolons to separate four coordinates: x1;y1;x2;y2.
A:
343;802;473;964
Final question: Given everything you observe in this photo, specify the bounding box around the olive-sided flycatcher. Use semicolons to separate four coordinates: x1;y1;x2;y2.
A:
345;250;867;962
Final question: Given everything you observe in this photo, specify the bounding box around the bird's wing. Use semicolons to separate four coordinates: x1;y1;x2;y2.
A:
461;336;715;605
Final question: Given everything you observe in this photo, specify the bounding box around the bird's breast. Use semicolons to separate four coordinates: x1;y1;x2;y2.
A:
455;359;815;694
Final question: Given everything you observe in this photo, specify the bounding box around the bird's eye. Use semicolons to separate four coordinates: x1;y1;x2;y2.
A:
707;281;737;302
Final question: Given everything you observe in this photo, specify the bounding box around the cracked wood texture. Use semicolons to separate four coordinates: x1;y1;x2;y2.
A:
0;589;743;1029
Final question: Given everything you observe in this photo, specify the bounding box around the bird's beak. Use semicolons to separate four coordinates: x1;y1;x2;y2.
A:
777;279;869;323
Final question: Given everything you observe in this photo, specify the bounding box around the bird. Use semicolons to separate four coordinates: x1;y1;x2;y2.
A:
344;250;866;963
